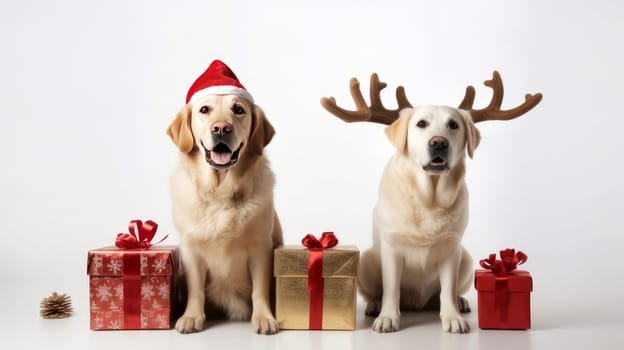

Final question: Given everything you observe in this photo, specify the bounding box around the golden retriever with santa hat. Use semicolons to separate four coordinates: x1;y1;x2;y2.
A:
167;60;281;334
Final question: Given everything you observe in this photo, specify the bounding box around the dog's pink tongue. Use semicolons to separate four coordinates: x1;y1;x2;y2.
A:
211;151;232;165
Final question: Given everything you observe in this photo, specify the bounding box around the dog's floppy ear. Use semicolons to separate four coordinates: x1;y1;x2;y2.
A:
167;104;195;153
385;108;413;154
248;105;275;156
459;110;481;159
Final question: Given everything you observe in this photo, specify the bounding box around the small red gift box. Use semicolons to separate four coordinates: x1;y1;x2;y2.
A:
474;249;533;330
87;220;177;330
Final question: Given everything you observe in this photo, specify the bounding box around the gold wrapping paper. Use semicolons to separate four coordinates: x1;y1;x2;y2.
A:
274;245;359;330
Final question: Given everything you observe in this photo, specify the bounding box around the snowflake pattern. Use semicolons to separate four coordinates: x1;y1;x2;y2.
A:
96;284;112;302
152;258;167;273
89;247;176;329
141;282;155;300
157;283;169;299
115;284;123;299
107;259;122;274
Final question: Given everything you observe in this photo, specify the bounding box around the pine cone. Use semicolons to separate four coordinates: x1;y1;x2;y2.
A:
40;292;73;319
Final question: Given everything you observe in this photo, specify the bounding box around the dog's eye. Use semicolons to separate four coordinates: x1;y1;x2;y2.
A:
232;104;245;115
199;106;210;114
416;120;428;128
448;120;459;130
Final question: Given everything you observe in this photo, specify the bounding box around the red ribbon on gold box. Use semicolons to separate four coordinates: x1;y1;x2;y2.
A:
274;232;359;330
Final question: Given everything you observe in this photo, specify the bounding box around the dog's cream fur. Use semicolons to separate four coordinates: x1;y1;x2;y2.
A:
167;94;282;334
358;105;480;333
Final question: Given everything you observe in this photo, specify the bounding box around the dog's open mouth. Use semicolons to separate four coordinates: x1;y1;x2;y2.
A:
424;156;449;173
202;142;243;170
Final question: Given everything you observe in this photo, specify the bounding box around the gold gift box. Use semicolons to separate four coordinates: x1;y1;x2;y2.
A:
274;245;359;330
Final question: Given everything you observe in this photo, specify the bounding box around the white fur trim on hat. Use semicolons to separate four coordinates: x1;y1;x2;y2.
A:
188;85;254;104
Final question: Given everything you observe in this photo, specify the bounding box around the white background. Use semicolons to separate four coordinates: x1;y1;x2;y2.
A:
1;0;623;349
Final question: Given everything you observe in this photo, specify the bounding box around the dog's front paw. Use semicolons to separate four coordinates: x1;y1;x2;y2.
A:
175;313;205;334
440;314;470;334
372;315;400;333
252;315;279;335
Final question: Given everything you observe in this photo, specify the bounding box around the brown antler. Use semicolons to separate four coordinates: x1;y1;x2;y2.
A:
320;73;413;125
458;71;543;123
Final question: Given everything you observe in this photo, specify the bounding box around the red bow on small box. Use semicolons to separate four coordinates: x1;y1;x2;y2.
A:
301;231;339;330
479;248;527;276
115;219;168;249
302;231;338;250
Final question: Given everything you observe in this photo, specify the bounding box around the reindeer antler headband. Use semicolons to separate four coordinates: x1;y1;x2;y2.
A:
320;71;543;125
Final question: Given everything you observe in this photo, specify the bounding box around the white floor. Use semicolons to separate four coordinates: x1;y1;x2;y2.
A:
3;282;623;350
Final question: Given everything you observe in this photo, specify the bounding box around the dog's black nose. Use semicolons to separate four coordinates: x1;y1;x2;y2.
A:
429;136;449;151
211;121;232;136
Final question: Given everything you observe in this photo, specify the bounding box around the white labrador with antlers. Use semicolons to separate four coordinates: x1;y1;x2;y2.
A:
321;72;542;333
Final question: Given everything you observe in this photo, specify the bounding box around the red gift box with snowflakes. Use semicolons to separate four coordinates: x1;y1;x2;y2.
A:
87;245;177;330
87;219;177;330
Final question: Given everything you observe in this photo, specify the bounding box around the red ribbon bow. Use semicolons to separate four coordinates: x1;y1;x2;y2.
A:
301;231;338;330
115;219;167;249
479;248;527;276
301;231;338;250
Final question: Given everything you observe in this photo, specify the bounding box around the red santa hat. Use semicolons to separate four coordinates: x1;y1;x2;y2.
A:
185;60;254;104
